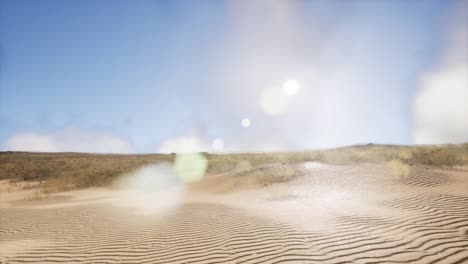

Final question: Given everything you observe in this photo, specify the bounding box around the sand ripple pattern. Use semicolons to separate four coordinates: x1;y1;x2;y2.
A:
1;165;468;263
395;168;453;188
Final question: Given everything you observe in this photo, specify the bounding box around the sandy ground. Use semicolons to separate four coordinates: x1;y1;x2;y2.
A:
1;163;468;264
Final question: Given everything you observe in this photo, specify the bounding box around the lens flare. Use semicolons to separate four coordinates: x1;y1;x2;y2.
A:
241;118;251;128
283;79;300;96
211;138;224;152
174;153;208;182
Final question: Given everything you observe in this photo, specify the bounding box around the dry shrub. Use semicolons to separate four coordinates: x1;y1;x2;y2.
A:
251;165;301;186
41;178;72;194
386;159;410;177
0;152;173;191
2;144;467;195
397;149;413;161
320;150;357;164
207;155;239;173
412;147;464;167
24;189;46;201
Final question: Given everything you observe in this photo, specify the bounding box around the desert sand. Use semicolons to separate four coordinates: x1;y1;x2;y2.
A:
1;162;468;263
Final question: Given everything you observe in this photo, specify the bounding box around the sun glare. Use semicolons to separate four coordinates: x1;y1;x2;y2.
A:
259;88;289;116
283;79;300;96
241;118;251;128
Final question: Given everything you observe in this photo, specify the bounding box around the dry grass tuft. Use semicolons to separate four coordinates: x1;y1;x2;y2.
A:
241;165;302;187
411;146;465;167
24;189;46;201
386;159;410;177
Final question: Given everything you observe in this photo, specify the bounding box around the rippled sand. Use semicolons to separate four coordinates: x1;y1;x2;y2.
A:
1;163;467;263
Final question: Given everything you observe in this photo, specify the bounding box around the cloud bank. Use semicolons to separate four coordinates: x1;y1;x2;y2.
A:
413;1;468;144
5;128;132;153
158;135;211;154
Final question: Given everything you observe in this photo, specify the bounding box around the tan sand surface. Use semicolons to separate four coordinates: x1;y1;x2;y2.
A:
1;163;467;263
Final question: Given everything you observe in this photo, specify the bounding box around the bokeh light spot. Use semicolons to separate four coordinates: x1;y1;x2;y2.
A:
174;153;208;183
283;79;300;96
241;118;251;128
212;138;224;152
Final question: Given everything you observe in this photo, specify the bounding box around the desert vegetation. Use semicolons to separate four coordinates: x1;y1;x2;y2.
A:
206;143;467;172
386;159;410;177
0;144;466;194
0;152;173;192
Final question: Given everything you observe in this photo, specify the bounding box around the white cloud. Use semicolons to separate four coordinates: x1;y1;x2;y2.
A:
5;128;132;153
158;135;210;154
413;65;468;144
413;2;468;144
6;133;58;152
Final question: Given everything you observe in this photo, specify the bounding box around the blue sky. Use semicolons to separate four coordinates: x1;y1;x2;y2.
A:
0;0;466;153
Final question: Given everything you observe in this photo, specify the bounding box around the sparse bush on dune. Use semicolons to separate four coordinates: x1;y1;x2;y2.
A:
24;189;46;201
41;178;73;194
1;144;466;195
207;151;322;174
386;159;410;177
318;144;465;167
255;165;301;186
319;149;379;164
0;152;173;192
224;163;302;188
234;160;253;173
410;145;465;167
396;148;413;161
206;155;239;174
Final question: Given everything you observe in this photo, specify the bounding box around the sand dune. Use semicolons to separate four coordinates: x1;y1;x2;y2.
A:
1;163;467;263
